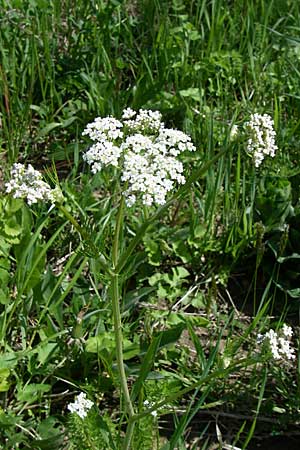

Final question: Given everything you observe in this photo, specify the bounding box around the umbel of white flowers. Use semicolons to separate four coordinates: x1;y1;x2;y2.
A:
257;324;296;361
246;113;277;167
5;163;62;205
82;108;196;207
67;392;94;419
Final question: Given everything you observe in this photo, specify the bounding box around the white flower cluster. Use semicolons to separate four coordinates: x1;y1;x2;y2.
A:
143;400;158;417
122;108;162;134
82;116;124;141
257;324;296;361
83;108;196;206
246;113;277;167
67;392;94;419
5;163;59;205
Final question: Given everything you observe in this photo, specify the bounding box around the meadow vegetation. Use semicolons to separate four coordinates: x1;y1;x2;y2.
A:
1;0;300;448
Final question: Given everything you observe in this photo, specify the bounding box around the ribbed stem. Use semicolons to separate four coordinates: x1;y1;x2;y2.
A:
111;273;134;418
111;196;135;449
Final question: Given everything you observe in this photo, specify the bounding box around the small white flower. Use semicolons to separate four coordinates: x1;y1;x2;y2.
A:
67;392;93;419
143;400;158;417
256;333;264;344
122;107;136;120
282;324;293;338
230;124;238;141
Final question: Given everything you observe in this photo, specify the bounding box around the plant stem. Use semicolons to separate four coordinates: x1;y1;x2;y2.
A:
123;421;135;450
112;196;125;268
59;197;136;446
58;204;87;238
111;273;134;418
111;196;135;449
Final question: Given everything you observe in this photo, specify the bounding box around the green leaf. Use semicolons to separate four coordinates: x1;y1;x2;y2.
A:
0;368;10;392
172;240;191;263
0;238;11;257
17;383;51;403
37;343;58;365
272;406;286;414
0;288;9;305
85;332;140;360
186;315;210;327
4;198;23;214
166;312;185;326
0;353;18;370
37;122;61;138
157;324;186;348
60;116;77;128
131;335;162;402
194;224;206;239
179;88;201;101
4;220;22;237
123;341;140;360
116;57;126;69
276;285;300;298
85;333;115;354
143;235;163;265
29;434;64;450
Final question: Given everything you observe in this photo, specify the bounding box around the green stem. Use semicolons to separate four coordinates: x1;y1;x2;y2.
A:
111;273;134;418
123;421;135;450
58;204;88;239
112;196;125;268
111;196;135;449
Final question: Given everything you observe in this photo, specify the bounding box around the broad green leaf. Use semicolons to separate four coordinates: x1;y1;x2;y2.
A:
0;353;18;370
179;88;201;101
4;220;22;237
60;116;77;128
0;368;10;392
37;122;61;138
172;240;191;263
17;383;51;403
157;324;185;349
4;198;23;214
37;343;58;365
85;333;115;354
29;434;64;450
86;332;140;360
0;288;9;305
